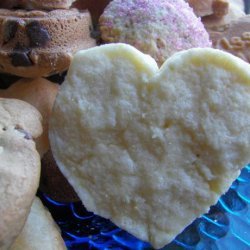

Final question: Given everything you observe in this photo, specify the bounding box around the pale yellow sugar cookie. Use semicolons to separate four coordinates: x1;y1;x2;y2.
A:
49;44;250;249
0;78;59;156
10;197;66;250
0;98;42;250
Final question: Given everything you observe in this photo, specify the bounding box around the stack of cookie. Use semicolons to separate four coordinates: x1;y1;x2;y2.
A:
0;0;97;249
0;0;249;249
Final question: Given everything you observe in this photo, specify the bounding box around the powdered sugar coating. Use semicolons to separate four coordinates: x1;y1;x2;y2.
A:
100;0;211;65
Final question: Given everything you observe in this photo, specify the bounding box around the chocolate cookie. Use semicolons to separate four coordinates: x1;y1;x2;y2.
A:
0;8;96;78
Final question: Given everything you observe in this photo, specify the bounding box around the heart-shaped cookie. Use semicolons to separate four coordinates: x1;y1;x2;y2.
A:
0;98;42;249
49;44;250;249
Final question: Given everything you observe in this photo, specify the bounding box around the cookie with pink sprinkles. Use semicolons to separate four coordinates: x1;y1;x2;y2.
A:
99;0;212;65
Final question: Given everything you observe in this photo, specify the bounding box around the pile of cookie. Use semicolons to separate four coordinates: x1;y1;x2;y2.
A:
0;0;249;249
0;0;97;249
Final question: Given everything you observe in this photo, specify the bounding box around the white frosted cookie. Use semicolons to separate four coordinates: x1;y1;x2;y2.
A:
0;98;42;249
10;197;66;250
49;44;250;249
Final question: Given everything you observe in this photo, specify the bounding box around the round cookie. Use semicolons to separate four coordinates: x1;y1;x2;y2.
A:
50;44;250;249
99;0;211;66
0;0;76;10
0;8;96;78
0;98;42;249
10;197;66;250
0;78;59;156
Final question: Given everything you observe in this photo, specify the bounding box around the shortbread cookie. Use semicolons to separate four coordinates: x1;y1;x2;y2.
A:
10;197;66;250
0;98;42;249
50;44;250;249
40;150;79;202
0;0;76;10
99;0;211;66
0;78;59;156
0;8;96;78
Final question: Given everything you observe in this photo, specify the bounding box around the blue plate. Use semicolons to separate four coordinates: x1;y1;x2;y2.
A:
40;2;250;249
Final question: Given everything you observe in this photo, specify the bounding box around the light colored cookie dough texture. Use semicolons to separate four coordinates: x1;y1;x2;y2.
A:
0;98;42;250
50;44;250;249
10;197;66;250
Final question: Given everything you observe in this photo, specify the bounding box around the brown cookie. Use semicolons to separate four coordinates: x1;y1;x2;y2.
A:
0;0;76;10
0;8;96;78
211;15;250;62
10;197;66;250
0;98;42;249
0;78;59;156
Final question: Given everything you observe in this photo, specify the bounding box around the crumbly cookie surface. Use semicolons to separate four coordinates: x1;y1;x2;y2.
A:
50;44;250;249
0;98;42;249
